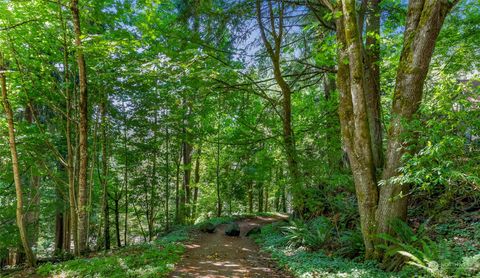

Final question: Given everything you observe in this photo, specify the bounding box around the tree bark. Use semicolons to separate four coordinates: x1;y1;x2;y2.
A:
70;0;89;255
331;0;458;260
147;112;158;240
1;53;36;266
55;212;64;252
182;140;192;221
114;196;121;248
216;121;222;217
175;148;181;223
363;0;383;171
100;94;110;250
63;211;71;251
165;125;170;231
338;0;379;258
248;181;253;213
123;109;128;246
376;0;457;246
257;182;264;213
192;147;201;219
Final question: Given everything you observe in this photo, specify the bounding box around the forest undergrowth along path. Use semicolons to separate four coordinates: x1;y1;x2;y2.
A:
169;216;292;278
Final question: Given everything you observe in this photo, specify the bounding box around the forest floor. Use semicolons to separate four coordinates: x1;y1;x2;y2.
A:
169;215;292;278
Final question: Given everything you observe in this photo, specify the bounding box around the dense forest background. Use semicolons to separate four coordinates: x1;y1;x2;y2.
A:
0;0;479;276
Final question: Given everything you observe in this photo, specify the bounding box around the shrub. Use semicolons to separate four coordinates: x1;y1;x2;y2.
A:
377;219;480;277
336;229;365;259
282;216;332;251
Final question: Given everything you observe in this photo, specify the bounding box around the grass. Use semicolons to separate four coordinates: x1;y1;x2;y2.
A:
36;228;189;278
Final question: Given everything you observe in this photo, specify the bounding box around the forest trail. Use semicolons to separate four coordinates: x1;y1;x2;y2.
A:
169;216;292;278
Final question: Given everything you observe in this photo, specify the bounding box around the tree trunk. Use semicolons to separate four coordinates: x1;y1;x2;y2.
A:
375;0;457;250
175;148;181;223
59;7;79;254
114;197;121;248
1;53;36;266
148;113;158;241
182;141;192;221
100;95;110;250
255;0;303;215
264;182;269;212
363;0;383;171
24;107;40;250
216;127;222;217
123;112;128;246
248;181;253;213
332;0;458;260
337;0;379;258
70;0;89;255
55;212;64;252
192;147;201;219
63;211;71;251
257;182;264;213
165;126;170;231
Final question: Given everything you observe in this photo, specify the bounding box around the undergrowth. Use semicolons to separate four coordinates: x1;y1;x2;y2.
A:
253;219;480;278
36;228;188;278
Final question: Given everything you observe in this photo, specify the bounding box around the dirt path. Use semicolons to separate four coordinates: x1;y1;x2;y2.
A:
169;216;292;278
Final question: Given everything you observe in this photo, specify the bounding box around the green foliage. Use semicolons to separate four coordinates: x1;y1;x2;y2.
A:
378;219;480;277
36;229;188;278
335;230;365;259
254;223;398;278
282;217;332;251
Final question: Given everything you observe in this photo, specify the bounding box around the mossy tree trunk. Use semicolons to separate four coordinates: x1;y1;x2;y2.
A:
326;0;458;260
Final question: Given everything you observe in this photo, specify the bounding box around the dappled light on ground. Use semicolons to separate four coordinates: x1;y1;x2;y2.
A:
170;217;290;278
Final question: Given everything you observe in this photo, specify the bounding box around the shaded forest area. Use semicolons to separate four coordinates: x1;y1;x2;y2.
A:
0;0;479;277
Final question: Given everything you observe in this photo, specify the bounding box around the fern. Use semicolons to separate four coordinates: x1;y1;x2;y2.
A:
282;217;332;251
377;219;449;277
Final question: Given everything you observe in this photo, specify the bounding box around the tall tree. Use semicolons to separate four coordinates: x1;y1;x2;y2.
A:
100;93;110;250
70;0;89;255
322;0;460;259
255;0;303;215
1;52;36;266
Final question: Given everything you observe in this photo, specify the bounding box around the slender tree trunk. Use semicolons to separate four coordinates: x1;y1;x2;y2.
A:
257;182;264;213
86;116;98;246
55;212;64;252
123;112;128;246
255;0;303;215
248;181;253;213
63;211;71;251
192;147;201;219
264;182;269;212
1;53;36;266
216;122;222;217
70;0;89;255
175;148;181;223
165;126;170;231
100;95;110;250
114;197;121;248
59;4;79;254
182;141;192;222
24;107;40;250
148;113;158;241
